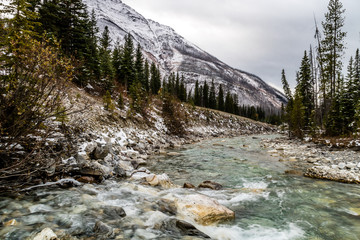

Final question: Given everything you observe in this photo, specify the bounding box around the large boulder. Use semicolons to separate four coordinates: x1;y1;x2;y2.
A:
146;173;175;188
175;194;235;225
80;161;112;178
92;143;112;160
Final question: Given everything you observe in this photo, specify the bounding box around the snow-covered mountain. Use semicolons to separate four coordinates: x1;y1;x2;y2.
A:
83;0;287;109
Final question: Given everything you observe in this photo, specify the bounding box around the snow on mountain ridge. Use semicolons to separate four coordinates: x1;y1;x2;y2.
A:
83;0;287;109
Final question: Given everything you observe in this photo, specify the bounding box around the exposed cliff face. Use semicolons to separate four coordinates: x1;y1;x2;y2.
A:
83;0;287;109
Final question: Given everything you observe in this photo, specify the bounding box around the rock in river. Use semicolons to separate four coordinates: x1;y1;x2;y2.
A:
175;194;235;225
198;180;223;190
33;228;58;240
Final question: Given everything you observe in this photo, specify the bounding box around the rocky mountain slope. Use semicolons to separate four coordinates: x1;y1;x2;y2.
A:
83;0;287;110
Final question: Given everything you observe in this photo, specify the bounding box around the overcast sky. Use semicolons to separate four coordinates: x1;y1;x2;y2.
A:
122;0;360;91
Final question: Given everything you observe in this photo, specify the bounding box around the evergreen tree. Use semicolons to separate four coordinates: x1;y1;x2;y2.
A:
179;75;187;102
150;63;161;94
144;60;150;92
291;88;305;138
99;26;114;91
121;34;135;90
225;91;234;114
194;80;201;106
202;81;209;108
281;69;294;136
209;80;217;109
320;0;346;103
175;73;180;98
112;40;123;83
217;84;225;111
134;43;144;88
298;51;314;128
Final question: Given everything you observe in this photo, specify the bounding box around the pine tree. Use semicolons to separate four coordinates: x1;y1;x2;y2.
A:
225;91;234;114
99;26;114;91
121;34;135;90
291;89;305;138
179;75;187;102
144;60;150;92
209;80;217;109
150;63;161;94
202;81;209;108
320;0;346;103
281;69;294;136
217;84;225;111
298;51;314;128
194;80;201;106
112;40;123;83
134;44;145;88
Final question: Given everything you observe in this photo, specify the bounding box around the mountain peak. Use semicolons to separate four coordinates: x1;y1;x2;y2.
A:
83;0;286;109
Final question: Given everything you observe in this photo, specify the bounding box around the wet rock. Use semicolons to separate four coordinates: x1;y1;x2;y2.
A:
103;206;126;218
33;228;58;240
284;170;303;176
131;159;146;169
93;221;114;239
158;218;210;238
80;161;112;178
183;183;196;188
146;173;174;188
198;180;223;190
76;176;96;184
92;143;112;160
4;219;18;226
167;152;181;156
113;165;126;178
175;194;235;225
305;166;360;184
134;229;157;239
153;199;177;216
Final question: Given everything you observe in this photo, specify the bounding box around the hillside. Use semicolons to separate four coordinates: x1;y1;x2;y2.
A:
83;0;287;110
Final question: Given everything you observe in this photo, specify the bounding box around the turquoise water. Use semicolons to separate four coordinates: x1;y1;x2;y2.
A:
149;135;360;240
1;134;360;239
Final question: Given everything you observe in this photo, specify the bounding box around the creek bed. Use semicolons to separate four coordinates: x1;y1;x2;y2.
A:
1;134;360;239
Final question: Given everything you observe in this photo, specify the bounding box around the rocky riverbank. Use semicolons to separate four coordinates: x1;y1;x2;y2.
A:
262;136;360;183
0;87;279;239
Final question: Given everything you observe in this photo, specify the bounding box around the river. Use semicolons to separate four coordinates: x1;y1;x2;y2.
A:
1;134;360;239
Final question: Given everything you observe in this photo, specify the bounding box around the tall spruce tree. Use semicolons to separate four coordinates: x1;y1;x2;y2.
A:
134;44;144;88
99;26;114;91
194;80;201;106
217;84;225;111
320;0;346;104
144;60;150;92
202;81;209;108
121;34;135;90
298;51;314;128
209;80;217;109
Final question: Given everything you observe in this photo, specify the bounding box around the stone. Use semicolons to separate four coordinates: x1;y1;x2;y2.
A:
158;218;210;238
85;142;97;154
80;161;112;178
33;228;58;240
134;229;157;239
198;181;223;190
103;206;126;218
175;194;235;225
167;152;181;156
93;221;114;239
4;219;18;226
146;173;174;188
183;183;196;188
153;199;177;216
346;163;356;170
118;160;134;172
76;176;96;184
92;143;112;160
284;170;303;176
338;162;346;169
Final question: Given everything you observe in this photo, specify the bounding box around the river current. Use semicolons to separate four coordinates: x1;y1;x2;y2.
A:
1;134;360;239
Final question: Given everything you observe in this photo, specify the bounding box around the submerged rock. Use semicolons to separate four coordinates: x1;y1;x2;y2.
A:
32;228;58;240
103;206;126;219
198;181;223;190
175;194;235;225
183;183;196;188
93;221;114;239
158;218;210;238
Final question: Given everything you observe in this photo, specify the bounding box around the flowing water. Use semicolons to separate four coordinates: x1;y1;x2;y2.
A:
2;134;360;239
